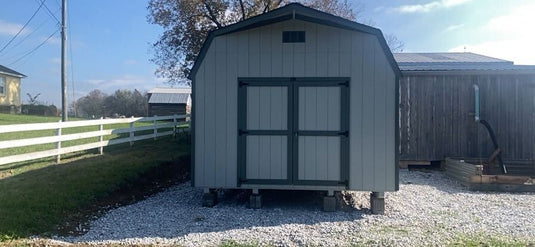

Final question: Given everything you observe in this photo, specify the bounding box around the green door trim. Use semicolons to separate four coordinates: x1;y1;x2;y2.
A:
237;77;349;187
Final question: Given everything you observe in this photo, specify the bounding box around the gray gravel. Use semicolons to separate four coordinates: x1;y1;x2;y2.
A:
53;170;535;246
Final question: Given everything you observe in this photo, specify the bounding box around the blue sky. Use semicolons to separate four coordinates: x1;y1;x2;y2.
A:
0;0;534;106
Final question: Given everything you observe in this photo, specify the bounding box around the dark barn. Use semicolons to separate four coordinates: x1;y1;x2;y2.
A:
395;52;535;173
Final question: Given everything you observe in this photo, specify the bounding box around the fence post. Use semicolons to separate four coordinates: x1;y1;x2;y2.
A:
173;114;177;138
153;115;158;140
129;116;134;146
98;117;104;154
56;120;62;164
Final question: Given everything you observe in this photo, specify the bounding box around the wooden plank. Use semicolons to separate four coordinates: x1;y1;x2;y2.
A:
215;36;227;187
316;136;328;180
349;32;364;190
269;87;285;130
259;25;272;77
270;22;283;76
195;62;206;186
373;41;387;191
246;135;259;179
204;47;217;185
248;28;261;76
304;22;317;77
258;87;271;130
360;35;375;190
247;87;260;129
327;136;341;181
304;136;316;180
226;32;238;187
269;136;282;179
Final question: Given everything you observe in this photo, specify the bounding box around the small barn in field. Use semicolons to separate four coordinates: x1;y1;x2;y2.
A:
396;52;535;174
188;3;400;213
147;87;191;117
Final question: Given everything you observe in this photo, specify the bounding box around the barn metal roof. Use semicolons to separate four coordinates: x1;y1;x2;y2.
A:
188;3;400;80
0;64;26;78
394;52;535;72
148;87;191;94
148;93;190;104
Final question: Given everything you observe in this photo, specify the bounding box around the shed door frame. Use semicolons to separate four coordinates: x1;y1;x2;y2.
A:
238;77;349;187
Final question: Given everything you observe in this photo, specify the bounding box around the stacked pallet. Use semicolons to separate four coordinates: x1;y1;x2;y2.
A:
444;158;483;186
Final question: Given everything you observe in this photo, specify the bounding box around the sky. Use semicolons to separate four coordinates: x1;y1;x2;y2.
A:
0;0;534;107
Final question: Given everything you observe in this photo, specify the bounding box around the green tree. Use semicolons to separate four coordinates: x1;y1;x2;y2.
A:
147;0;400;85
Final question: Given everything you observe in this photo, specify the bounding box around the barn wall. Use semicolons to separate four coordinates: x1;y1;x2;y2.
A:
194;19;396;191
148;103;187;116
399;73;535;161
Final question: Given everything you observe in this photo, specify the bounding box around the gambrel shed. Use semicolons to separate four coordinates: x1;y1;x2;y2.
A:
188;3;400;213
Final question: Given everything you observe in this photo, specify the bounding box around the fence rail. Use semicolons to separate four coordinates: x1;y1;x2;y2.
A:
0;115;188;166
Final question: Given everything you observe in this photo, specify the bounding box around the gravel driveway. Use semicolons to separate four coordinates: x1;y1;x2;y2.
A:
56;170;535;246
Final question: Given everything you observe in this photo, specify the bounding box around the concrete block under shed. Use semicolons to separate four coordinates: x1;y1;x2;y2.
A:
202;192;218;207
323;196;336;212
371;192;385;215
249;194;262;209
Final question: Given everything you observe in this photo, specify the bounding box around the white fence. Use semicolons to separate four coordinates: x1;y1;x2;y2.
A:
0;115;188;166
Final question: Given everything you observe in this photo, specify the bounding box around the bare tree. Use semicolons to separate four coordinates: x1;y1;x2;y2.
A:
147;0;403;84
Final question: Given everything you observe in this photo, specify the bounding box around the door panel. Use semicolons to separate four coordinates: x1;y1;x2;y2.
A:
298;136;341;181
247;86;287;130
246;135;288;180
298;87;341;131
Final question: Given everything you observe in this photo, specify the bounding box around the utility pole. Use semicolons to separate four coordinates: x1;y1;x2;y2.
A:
61;0;67;121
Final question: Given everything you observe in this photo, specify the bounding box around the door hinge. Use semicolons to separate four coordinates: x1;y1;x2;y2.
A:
239;129;249;135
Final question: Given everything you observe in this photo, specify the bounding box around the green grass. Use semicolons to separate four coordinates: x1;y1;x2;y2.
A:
450;234;533;247
0;135;190;239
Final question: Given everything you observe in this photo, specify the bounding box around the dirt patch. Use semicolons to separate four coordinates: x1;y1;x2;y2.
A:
55;154;191;236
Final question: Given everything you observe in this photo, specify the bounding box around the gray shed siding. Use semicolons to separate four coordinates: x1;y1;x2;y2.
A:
194;19;396;191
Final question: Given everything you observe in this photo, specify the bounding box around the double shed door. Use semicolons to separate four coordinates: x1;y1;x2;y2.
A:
238;78;349;186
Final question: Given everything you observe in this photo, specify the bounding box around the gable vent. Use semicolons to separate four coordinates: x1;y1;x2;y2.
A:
282;31;305;43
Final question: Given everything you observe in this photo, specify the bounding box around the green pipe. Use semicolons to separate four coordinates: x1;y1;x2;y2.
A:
473;84;480;122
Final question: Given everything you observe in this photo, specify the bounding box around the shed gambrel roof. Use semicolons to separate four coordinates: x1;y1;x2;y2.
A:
0;65;26;78
394;52;535;72
188;3;400;80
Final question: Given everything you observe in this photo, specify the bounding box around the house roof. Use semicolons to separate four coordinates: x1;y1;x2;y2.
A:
394;52;535;72
0;65;26;78
188;3;400;80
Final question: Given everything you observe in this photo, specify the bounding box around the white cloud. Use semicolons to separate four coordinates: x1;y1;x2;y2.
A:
86;74;167;91
444;24;464;32
448;3;535;65
0;20;29;36
393;0;471;13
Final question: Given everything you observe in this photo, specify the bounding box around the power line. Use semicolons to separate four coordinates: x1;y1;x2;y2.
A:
8;28;59;66
1;13;55;57
0;0;47;54
35;0;61;25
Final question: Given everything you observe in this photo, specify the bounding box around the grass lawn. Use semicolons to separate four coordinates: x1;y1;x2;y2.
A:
0;134;190;240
